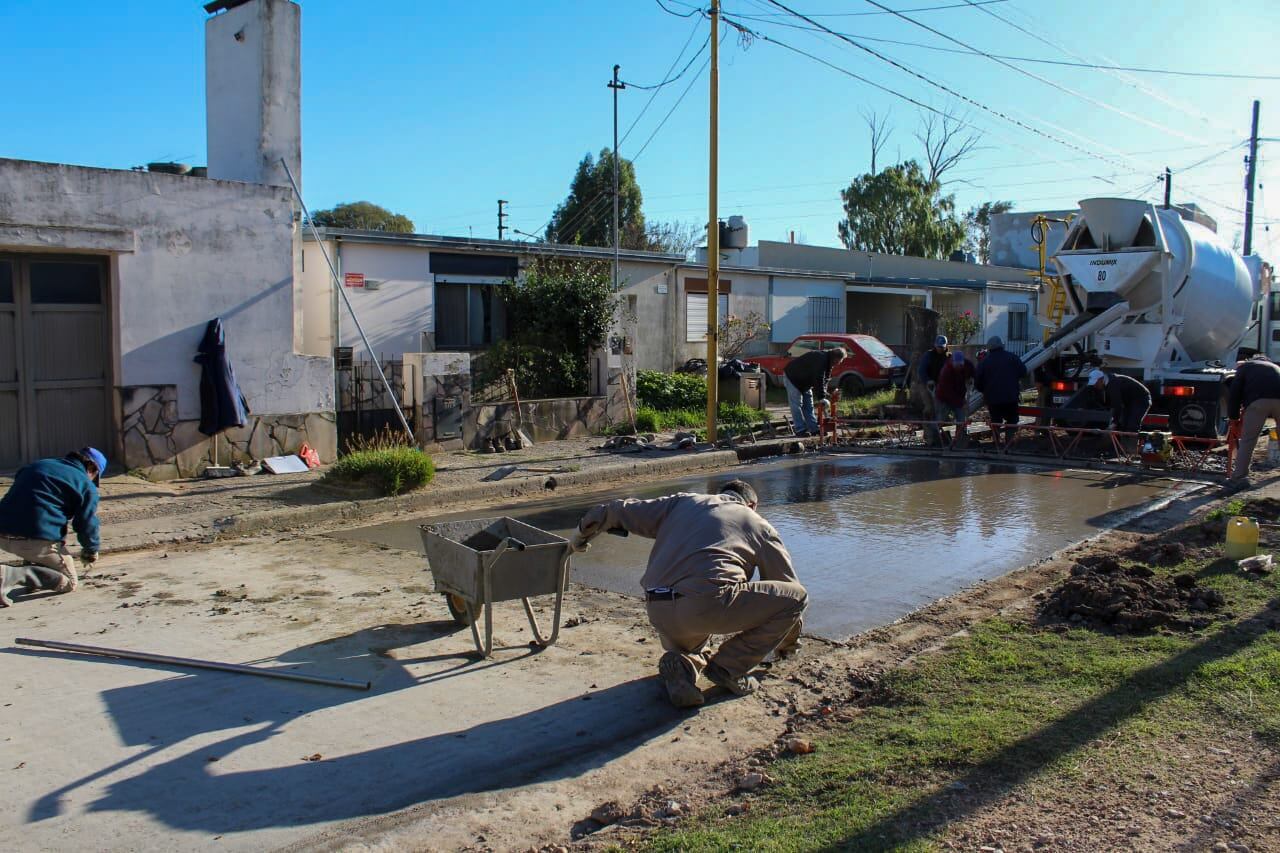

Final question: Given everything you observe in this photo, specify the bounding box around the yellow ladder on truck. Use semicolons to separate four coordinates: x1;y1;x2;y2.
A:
1032;214;1073;342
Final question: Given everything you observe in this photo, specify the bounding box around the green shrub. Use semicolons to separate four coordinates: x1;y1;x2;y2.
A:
632;402;762;437
322;447;435;496
636;370;708;411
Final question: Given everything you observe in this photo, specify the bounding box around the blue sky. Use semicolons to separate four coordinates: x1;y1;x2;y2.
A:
2;0;1277;256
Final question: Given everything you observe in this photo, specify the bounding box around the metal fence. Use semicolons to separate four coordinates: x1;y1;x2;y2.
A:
335;359;415;449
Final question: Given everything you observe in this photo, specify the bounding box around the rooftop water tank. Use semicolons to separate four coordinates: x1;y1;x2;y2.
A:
722;215;750;250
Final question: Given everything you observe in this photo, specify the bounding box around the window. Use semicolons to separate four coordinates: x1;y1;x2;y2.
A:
1007;303;1029;342
807;296;842;333
787;338;819;358
0;261;11;303
28;261;101;304
434;282;507;349
686;292;729;342
1271;328;1280;344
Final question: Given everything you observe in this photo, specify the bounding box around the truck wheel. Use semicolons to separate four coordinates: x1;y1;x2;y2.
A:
840;374;866;397
444;593;475;626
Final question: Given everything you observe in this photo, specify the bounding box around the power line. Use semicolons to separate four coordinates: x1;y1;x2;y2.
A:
962;0;1234;134
852;0;1206;143
725;7;1279;81
620;16;703;145
724;0;1011;17
738;6;1138;172
623;27;707;91
653;0;700;18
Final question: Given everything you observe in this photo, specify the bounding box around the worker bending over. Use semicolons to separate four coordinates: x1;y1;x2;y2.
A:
1087;369;1152;433
1227;355;1280;484
784;347;846;437
575;480;807;708
0;448;105;607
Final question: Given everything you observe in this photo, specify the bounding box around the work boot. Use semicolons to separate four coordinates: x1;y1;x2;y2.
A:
704;661;759;697
0;565;22;607
658;652;705;708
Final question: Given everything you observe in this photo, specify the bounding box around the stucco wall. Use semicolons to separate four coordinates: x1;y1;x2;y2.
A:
335;243;434;360
205;0;301;191
769;276;846;343
0;158;333;425
619;260;676;372
756;240;1036;285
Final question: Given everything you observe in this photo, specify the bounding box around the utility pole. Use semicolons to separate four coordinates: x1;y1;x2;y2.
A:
1244;99;1261;256
705;0;720;442
1163;167;1172;209
497;199;508;240
608;65;626;291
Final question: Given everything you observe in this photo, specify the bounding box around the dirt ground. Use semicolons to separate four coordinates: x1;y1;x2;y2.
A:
2;462;1274;852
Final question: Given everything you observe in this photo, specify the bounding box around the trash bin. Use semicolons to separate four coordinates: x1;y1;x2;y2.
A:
719;373;766;410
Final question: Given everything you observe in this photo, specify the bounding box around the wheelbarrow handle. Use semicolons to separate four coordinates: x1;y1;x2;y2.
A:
504;536;528;551
606;527;629;538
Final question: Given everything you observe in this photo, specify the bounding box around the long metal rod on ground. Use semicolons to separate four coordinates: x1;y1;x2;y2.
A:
16;637;372;691
278;158;415;442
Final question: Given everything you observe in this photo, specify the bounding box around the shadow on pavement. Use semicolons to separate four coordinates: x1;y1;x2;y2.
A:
19;623;681;834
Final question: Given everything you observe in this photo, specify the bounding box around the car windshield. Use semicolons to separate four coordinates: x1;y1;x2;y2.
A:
853;335;904;366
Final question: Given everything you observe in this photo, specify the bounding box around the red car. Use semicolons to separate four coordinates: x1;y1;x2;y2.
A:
753;334;909;396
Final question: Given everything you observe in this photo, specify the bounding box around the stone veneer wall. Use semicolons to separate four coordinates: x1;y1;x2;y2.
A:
465;397;609;450
120;385;337;480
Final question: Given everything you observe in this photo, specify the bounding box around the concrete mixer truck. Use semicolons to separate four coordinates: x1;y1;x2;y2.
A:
1018;197;1260;437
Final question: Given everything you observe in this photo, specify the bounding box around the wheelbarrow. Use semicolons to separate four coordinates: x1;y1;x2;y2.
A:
419;517;571;658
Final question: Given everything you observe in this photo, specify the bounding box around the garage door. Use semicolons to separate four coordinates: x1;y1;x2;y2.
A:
0;256;110;471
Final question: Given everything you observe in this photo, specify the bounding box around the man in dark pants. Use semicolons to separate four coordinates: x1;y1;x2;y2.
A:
1087;369;1152;433
0;448;105;607
1227;356;1280;484
783;347;847;437
974;336;1027;445
573;480;807;708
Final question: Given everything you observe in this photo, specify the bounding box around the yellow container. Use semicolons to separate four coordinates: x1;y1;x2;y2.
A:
1225;516;1260;560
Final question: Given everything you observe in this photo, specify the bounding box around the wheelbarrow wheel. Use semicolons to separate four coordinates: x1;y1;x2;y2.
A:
444;593;475;626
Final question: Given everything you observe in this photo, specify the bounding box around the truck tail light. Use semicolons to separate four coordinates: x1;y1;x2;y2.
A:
1051;381;1072;392
1164;385;1196;397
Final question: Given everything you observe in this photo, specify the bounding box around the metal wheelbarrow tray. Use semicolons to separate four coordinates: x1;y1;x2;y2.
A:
419;517;571;658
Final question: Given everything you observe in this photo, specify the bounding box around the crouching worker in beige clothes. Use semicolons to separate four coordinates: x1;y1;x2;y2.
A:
574;480;807;708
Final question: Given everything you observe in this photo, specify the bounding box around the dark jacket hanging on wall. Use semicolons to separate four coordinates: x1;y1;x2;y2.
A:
194;318;250;436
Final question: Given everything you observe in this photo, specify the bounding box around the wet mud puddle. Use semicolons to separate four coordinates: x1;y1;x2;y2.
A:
331;455;1193;641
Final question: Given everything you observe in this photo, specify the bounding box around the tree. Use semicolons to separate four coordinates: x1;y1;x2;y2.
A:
312;201;414;233
861;107;894;175
964;200;1015;264
479;257;619;398
644;220;703;256
719;312;770;360
915;108;981;184
837;160;966;259
547;149;648;249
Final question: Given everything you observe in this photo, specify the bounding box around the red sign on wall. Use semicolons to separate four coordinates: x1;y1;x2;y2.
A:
343;272;365;288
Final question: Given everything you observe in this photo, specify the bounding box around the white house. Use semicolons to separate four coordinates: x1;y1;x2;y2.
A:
0;0;335;478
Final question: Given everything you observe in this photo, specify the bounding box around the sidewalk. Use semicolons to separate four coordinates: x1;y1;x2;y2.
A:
1;436;764;553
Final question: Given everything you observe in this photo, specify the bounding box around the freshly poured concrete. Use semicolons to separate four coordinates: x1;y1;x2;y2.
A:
335;455;1189;640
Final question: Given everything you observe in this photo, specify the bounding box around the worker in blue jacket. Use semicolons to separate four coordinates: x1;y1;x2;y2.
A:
0;448;105;607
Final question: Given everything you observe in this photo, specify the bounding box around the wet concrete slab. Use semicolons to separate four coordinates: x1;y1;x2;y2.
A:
332;455;1193;641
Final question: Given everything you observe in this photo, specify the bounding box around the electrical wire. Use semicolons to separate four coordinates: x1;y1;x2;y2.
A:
733;6;1137;173
859;0;1208;144
962;0;1235;134
653;0;700;18
619;16;703;145
725;7;1278;81
723;0;1011;17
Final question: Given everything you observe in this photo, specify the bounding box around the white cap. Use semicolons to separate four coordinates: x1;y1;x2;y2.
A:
1089;369;1108;385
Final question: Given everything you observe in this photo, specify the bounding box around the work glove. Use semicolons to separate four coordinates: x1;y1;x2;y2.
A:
577;505;607;540
569;531;593;553
79;551;98;567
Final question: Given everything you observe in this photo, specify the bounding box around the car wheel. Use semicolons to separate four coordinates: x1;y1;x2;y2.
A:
840;374;866;397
